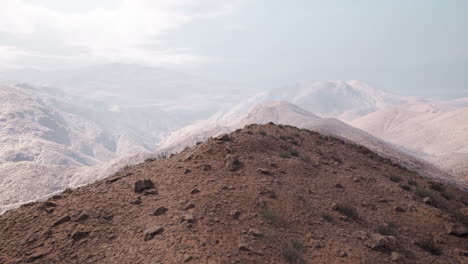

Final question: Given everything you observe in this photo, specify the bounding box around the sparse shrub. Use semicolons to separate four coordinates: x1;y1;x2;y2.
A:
335;204;358;219
291;239;304;251
399;184;411;191
280;151;292;159
247;130;254;135
417;239;442;256
293;133;300;138
145;157;156;162
282;248;304;264
259;130;267;136
349;165;357;169
290;150;299;157
280;135;288;140
441;191;452;200
321;212;334;222
289;139;299;145
416;188;432;198
429;182;446;192
389;175;402;183
261;206;281;224
63;187;72;194
300;156;311;163
377;222;397;236
407;179;417;186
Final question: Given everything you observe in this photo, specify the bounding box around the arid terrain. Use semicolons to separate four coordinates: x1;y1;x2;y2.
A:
1;124;467;264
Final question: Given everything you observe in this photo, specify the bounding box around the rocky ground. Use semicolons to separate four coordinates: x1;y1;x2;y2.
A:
0;123;467;263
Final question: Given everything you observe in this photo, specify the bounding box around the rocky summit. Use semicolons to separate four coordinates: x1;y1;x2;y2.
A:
0;124;467;264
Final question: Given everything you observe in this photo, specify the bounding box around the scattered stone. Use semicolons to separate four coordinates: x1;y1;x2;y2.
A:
71;231;89;241
216;134;230;141
331;203;338;210
248;228;262;237
394;206;406;213
269;161;278;168
352;177;361;183
191;189;201;195
183;254;193;262
184;169;191;174
446;223;468;237
391;252;400;261
364;234;397;251
144;226;164;241
378;198;389;203
335;183;345;189
75;213;90;222
230;210;241;219
238;243;250;251
259;190;278;199
144;190;158;195
52;215;71;227
257;168;271;175
153;207;168;216
201;164;212;171
353;231;368;240
226;155;241;171
181;202;195;210
422;197;431;204
134;180;155;193
222;185;235;190
337;250;348;257
180;214;195;223
131;197;142;205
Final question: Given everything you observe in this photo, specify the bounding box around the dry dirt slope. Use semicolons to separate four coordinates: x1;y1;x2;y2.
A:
0;124;467;264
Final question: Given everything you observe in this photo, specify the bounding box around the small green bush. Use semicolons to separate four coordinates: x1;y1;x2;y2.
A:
259;130;267;136
291;240;304;251
441;191;452;200
416;188;432;198
280;151;292;159
429;182;446;192
407;179;418;186
261;206;281;224
282;248;304;264
321;213;334;222
290;150;300;157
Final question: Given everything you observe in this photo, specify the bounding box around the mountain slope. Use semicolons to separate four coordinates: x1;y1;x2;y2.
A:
160;101;465;189
350;105;468;179
1;124;467;264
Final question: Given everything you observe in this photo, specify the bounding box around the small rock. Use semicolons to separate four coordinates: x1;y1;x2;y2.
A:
144;190;158;195
248;228;262;237
71;231;89;241
144;226;164;241
422;197;431;204
394;206;406;213
216;134;230;141
184;169;191;174
337;250;348;257
191;189;201;195
183;254;192;262
269;161;278;168
52;215;71;227
446;223;468;237
364;233;397;251
226;155;241;171
181;214;195;223
230;210;241;219
391;252;400;261
352;177;361;183
257;168;271;175
238;243;250;251
259;190;278;199
134;180;155;193
153;207;168;216
201;164;211;171
75;213;90;222
222;185;235;190
182;202;195;210
131;197;142;205
353;231;368;240
335;183;345;189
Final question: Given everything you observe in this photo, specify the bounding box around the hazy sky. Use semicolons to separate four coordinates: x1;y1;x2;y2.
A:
1;0;467;98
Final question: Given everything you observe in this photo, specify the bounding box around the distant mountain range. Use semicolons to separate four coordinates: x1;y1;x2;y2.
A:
1;64;467;214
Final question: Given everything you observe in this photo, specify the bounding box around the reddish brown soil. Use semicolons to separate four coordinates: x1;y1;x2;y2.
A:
1;124;467;264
